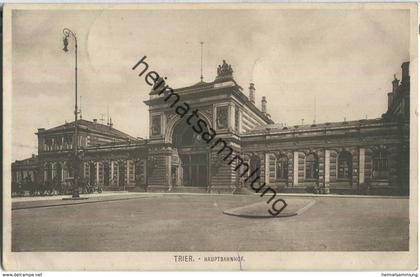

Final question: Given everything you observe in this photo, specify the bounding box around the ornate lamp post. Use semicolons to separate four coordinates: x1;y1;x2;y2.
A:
62;28;80;198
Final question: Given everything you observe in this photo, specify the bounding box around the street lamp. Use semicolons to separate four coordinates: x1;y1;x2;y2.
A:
62;28;80;198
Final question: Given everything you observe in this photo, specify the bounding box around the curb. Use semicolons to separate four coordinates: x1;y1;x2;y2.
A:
12;195;151;210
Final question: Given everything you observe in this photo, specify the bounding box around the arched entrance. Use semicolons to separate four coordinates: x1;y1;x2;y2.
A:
172;119;210;187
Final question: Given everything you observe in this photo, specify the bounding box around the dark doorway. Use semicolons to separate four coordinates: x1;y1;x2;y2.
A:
172;119;210;187
305;153;319;180
338;151;352;180
103;163;110;186
89;163;96;185
56;163;62;183
180;154;208;187
171;166;178;187
250;156;261;182
118;162;125;187
46;163;53;182
276;155;288;180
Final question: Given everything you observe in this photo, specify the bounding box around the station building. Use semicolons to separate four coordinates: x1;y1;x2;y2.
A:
12;61;410;195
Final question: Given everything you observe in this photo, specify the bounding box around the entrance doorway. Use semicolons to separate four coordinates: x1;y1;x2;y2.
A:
103;163;110;186
172;119;210;188
118;162;125;187
89;163;96;185
171;166;178;187
180;153;208;187
250;155;261;181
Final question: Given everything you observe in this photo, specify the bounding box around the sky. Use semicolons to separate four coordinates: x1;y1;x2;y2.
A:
11;8;410;161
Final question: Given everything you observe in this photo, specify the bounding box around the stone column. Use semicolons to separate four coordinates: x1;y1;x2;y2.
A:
293;152;299;186
359;148;365;185
126;160;130;187
238;108;242;134
324;150;330;193
132;161;136;186
352;149;359;190
61;165;65;182
228;104;235;130
51;162;56;180
167;155;172;191
96;162;100;184
44;164;47;182
111;161;114;185
114;160;122;188
265;153;270;185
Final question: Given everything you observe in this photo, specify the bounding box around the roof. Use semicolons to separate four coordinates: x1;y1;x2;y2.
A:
37;119;138;141
173;81;214;93
146;77;273;124
245;118;385;135
12;155;38;167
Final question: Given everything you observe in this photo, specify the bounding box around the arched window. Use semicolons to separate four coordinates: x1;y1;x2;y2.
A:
372;150;388;180
173;121;208;147
337;151;352;180
276;155;288;180
305;153;318;180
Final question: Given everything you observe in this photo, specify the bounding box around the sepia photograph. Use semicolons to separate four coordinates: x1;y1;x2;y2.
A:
2;3;418;271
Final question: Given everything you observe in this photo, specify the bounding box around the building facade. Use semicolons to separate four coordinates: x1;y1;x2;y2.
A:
12;61;410;195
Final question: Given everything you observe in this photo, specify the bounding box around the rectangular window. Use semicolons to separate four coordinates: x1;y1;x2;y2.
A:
151;115;161;136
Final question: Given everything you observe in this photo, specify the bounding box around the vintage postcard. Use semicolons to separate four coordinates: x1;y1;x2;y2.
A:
2;3;418;271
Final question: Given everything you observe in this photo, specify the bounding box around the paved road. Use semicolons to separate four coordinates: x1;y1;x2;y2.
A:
12;194;409;251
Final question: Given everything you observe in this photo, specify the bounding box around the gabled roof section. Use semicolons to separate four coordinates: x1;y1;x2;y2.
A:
37;119;138;141
145;60;273;124
173;80;217;94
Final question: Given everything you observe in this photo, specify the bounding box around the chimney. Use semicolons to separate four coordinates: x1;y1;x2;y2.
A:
93;119;97;123
261;96;267;114
249;83;255;104
109;117;113;128
401;62;410;85
392;74;400;93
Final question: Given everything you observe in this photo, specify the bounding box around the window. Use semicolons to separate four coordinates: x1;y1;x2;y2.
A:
372;150;388;179
45;137;52;151
173;122;208;147
305;153;318;180
338;151;352;179
276;155;288;180
151;115;161;136
216;106;229;129
64;135;73;149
